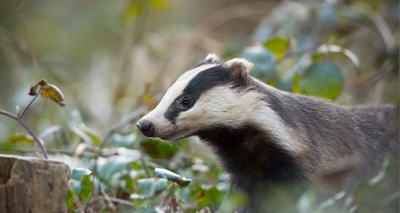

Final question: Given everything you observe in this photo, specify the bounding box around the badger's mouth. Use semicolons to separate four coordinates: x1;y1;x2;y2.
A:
157;127;192;142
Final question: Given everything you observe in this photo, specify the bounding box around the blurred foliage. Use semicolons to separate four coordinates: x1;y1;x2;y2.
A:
0;0;398;212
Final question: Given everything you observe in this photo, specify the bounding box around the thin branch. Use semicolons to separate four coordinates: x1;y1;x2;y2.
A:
100;92;164;148
20;86;42;119
108;197;135;207
0;109;48;159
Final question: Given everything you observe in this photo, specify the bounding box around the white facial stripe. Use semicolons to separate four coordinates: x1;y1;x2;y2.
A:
149;64;219;117
139;64;219;140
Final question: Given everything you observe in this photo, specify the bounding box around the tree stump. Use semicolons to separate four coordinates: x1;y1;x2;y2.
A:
0;154;71;213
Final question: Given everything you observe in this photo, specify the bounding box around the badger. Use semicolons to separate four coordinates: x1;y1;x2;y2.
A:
136;54;399;212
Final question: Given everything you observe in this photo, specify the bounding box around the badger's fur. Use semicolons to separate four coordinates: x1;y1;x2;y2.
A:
137;54;399;212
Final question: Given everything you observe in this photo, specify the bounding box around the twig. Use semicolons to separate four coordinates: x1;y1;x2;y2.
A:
0;109;48;159
100;92;164;148
355;59;394;101
108;197;135;207
20;86;42;119
100;187;116;211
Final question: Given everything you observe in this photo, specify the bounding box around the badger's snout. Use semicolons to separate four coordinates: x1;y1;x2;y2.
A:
136;120;154;137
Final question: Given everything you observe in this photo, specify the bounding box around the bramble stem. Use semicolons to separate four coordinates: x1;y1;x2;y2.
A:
0;109;48;159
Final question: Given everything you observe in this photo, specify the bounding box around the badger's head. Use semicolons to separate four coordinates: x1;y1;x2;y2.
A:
136;54;256;141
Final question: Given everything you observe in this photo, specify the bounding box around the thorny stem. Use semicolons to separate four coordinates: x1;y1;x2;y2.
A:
0;109;48;159
20;86;42;119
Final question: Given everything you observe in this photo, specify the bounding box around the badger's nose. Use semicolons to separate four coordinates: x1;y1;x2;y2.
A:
136;120;154;137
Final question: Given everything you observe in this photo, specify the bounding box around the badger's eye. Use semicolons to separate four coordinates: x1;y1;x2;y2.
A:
181;97;191;107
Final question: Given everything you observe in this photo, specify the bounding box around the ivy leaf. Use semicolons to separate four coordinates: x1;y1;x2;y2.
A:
241;45;278;82
80;175;94;202
71;168;93;181
138;178;168;196
264;37;288;60
111;133;137;147
154;168;192;187
97;156;135;180
41;84;66;106
299;61;344;100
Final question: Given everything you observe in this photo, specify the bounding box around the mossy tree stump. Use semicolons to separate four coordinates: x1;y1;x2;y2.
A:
0;154;71;213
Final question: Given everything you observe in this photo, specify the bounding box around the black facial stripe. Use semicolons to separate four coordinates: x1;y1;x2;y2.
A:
164;65;233;124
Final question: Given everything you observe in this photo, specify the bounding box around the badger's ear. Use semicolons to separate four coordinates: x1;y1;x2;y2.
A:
223;58;254;86
204;53;220;63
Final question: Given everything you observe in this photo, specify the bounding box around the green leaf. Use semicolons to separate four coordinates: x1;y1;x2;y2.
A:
241;45;278;82
299;61;344;100
140;139;180;159
97;156;135;180
138;178;168;196
66;189;79;211
208;186;225;205
8;133;34;144
70;126;93;145
111;133;137;147
311;53;323;63
41;83;66;106
70;124;101;146
264;37;288;60
292;73;301;94
80;186;92;203
78;125;102;145
154;168;191;187
39;125;62;139
71;168;93;181
196;189;211;209
117;147;142;160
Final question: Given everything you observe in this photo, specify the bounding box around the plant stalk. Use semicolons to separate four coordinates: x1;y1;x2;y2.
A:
0;109;48;159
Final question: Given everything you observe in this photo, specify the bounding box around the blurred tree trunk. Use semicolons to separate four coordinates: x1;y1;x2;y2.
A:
0;154;70;213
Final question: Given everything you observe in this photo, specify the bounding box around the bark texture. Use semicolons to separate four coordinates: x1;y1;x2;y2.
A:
0;154;71;213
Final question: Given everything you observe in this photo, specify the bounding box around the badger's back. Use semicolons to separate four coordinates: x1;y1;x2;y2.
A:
252;77;399;190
